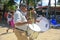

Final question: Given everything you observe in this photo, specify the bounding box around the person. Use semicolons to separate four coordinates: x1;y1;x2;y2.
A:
4;10;8;22
7;12;12;25
6;11;15;33
0;13;2;22
26;7;40;39
14;4;28;30
14;3;32;40
27;7;37;23
10;11;15;28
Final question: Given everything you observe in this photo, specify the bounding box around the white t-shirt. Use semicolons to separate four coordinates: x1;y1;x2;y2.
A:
14;10;28;30
7;13;12;23
14;10;27;23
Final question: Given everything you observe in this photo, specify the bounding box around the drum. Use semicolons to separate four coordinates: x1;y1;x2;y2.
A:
29;23;41;32
28;24;40;39
28;16;50;32
36;16;50;32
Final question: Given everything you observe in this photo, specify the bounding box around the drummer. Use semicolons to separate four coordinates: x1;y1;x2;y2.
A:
14;3;33;40
14;4;41;40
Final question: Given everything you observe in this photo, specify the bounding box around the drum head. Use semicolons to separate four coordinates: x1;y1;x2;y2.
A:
29;24;41;32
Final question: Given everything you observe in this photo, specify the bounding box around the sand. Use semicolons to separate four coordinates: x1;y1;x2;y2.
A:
0;26;60;40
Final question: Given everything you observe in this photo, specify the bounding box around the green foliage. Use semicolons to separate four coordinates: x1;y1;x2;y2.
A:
5;0;16;11
29;0;35;6
28;0;41;7
7;0;16;6
8;5;16;11
37;0;41;2
0;0;16;12
0;0;9;4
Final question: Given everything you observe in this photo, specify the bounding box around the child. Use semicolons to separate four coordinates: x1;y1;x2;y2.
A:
6;11;15;33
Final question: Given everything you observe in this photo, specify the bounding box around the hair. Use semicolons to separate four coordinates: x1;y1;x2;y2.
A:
5;10;9;12
19;3;27;8
29;7;33;11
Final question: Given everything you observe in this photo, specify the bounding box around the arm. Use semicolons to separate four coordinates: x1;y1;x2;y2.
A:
14;11;28;26
14;11;32;26
15;22;28;26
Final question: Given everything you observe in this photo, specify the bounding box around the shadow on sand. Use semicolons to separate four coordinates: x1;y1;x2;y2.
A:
0;32;12;36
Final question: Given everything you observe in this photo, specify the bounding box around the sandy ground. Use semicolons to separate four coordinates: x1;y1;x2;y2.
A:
0;26;60;40
0;27;17;40
34;29;60;40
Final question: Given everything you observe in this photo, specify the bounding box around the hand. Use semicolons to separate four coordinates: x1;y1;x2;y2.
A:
27;20;32;24
36;20;40;23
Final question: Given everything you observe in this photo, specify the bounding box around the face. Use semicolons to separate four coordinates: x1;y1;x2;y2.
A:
21;7;27;12
20;7;27;16
10;10;15;15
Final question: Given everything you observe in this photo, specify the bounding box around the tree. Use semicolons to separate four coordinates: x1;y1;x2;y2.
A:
58;0;60;2
3;0;16;20
7;0;16;6
26;0;40;6
3;0;16;11
29;0;35;6
37;0;41;2
57;0;60;5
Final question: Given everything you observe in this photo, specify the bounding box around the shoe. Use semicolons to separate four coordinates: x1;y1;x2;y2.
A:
6;30;8;33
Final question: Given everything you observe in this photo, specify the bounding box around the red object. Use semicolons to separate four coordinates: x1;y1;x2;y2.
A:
4;12;8;19
0;16;2;22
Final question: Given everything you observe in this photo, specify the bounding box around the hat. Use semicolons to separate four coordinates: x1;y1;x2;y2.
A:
19;3;27;8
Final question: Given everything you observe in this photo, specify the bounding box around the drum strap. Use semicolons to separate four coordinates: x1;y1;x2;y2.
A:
37;17;43;22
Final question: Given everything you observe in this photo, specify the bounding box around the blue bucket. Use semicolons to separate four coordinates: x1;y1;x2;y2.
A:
50;18;57;25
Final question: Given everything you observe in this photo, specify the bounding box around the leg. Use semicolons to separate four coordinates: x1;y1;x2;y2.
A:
28;28;39;40
6;28;9;33
14;29;28;40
